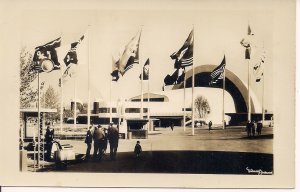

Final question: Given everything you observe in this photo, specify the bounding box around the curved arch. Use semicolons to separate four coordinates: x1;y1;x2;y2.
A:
172;65;260;113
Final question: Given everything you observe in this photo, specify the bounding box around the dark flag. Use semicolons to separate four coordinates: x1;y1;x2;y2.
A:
164;68;185;86
60;35;86;86
210;55;226;85
170;29;194;68
111;56;120;81
253;49;266;82
139;58;150;80
32;37;61;73
240;24;254;60
63;35;84;66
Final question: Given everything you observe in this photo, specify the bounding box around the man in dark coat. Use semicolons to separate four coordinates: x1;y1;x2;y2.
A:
84;126;93;161
45;126;54;161
93;125;105;160
208;121;212;132
251;120;256;137
108;123;119;160
246;120;251;137
256;121;263;136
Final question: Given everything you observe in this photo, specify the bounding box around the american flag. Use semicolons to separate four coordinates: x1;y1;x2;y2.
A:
170;29;194;68
210;55;226;85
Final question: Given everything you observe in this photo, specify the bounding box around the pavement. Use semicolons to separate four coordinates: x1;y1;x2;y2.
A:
28;125;273;174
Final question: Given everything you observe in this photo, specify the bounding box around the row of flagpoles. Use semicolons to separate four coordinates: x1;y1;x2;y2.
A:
30;24;266;167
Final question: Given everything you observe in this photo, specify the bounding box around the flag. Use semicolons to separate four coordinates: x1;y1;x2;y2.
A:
170;29;194;68
210;55;226;85
247;24;252;35
164;68;185;86
63;35;84;66
111;56;120;81
139;58;150;80
115;30;141;76
59;35;86;86
32;37;61;73
240;24;254;60
253;49;266;82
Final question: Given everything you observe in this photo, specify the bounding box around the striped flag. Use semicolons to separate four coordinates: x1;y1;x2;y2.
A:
253;49;266;82
170;29;194;68
210;55;226;85
117;30;141;76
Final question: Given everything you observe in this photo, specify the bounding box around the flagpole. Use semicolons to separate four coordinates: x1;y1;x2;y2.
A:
37;72;41;168
147;64;150;131
74;76;77;129
183;68;186;131
87;26;91;129
140;27;143;120
222;62;226;129
191;26;195;136
60;71;64;134
262;68;265;125
110;78;112;123
247;59;251;121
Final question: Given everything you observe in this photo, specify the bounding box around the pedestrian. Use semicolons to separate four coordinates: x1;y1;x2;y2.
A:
170;121;174;131
246;120;251;137
134;140;142;158
84;126;93;161
251;120;256;137
45;126;54;161
256;121;263;136
208;121;212;132
93;125;105;160
108;123;119;160
103;127;108;155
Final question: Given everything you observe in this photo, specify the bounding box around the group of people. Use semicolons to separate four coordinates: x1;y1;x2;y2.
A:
246;120;263;137
85;123;120;161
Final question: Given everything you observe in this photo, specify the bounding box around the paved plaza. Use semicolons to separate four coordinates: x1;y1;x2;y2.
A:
30;125;273;174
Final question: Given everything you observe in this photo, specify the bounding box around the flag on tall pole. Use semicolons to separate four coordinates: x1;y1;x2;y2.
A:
32;36;61;168
253;47;266;125
210;55;226;85
111;30;141;81
164;29;194;132
58;34;87;130
240;24;254;121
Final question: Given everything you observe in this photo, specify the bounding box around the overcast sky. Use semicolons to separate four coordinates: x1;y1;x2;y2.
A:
20;8;274;111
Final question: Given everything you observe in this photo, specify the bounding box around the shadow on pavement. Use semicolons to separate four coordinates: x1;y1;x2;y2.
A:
51;150;273;175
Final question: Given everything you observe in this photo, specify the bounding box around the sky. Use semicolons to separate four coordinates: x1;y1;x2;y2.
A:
20;9;274;111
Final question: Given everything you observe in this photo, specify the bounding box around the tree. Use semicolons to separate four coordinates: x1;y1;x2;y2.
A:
194;95;210;119
20;47;38;108
41;85;60;120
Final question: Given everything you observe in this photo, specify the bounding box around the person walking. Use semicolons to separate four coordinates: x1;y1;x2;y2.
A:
251;120;256;137
108;123;119;160
134;140;142;158
256;121;263;136
208;121;212;132
246;120;251;138
84;126;93;161
170;121;174;131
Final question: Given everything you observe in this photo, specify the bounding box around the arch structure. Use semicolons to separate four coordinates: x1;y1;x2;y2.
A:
172;64;261;113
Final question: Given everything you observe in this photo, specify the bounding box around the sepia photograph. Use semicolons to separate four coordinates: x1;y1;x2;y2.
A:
0;0;296;188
